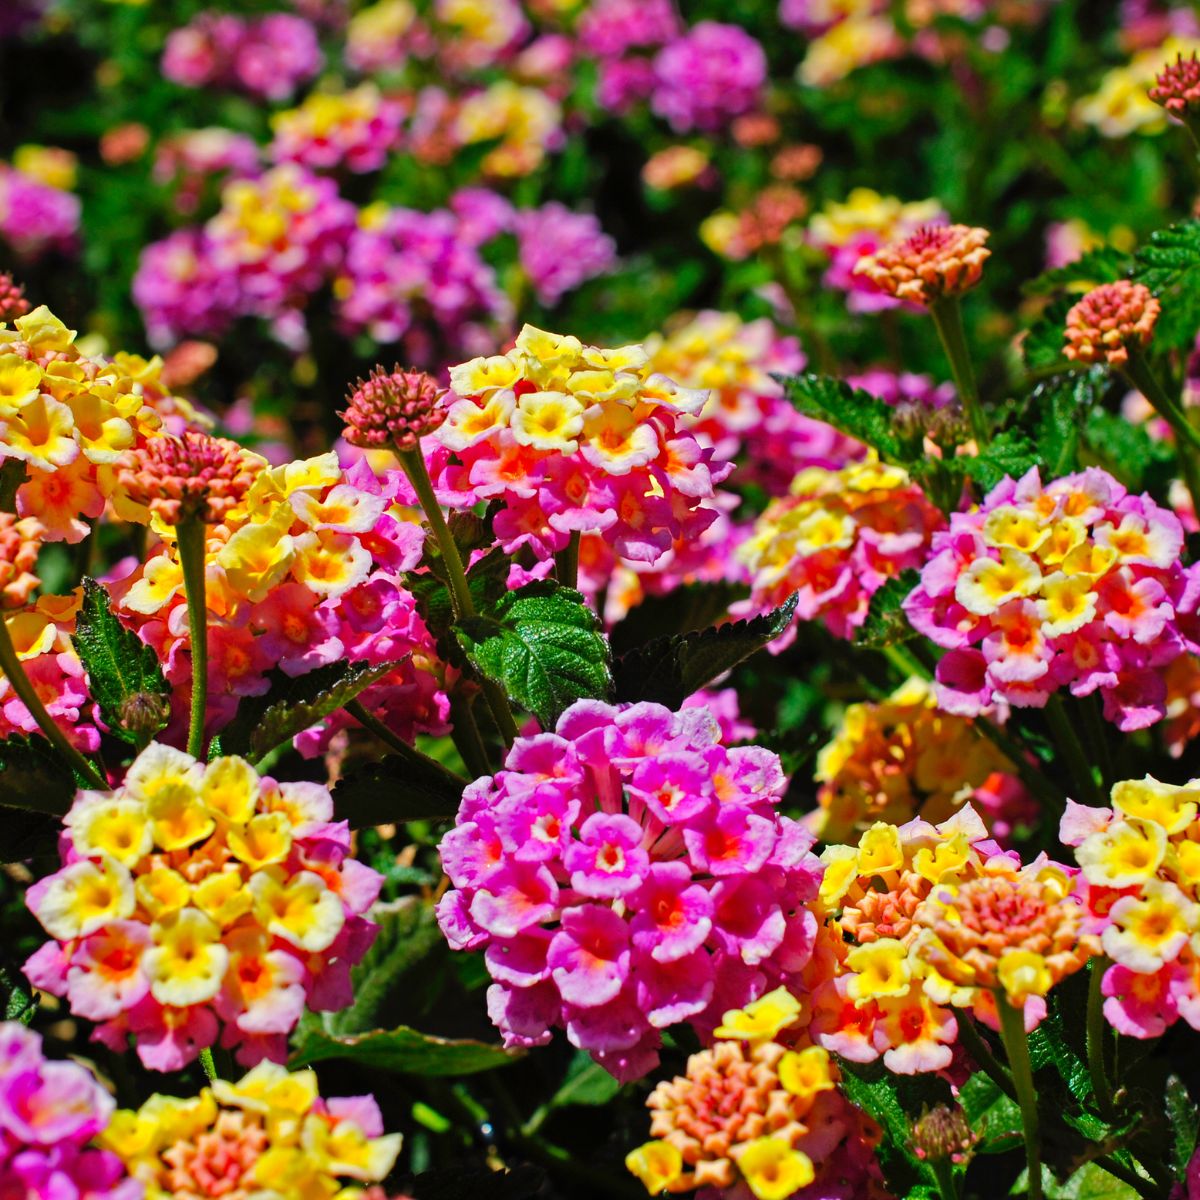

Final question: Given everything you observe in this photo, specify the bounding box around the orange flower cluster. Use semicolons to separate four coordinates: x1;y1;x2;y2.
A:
1063;280;1161;366
855;224;990;305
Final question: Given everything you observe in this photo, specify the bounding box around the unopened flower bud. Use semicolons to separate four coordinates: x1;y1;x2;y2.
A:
341;366;447;451
1063;281;1160;367
911;1104;977;1165
117;691;171;738
0;272;30;323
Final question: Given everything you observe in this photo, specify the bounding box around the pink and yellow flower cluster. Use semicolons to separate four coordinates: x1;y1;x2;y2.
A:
435;325;729;568
269;84;406;174
101;1060;400;1199
626;989;888;1200
739;457;944;643
905;467;1200;729
23;743;383;1071
1063;776;1200;1039
0;1022;140;1200
436;699;824;1082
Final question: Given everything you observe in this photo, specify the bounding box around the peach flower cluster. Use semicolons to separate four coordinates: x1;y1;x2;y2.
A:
1062;281;1161;367
854;224;990;306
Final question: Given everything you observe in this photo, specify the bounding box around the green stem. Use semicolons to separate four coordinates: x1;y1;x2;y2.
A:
1121;356;1200;519
996;993;1043;1200
930;296;989;447
976;716;1068;819
198;1046;217;1082
176;519;209;761
954;1011;1016;1101
555;530;581;591
0;609;106;791
883;642;931;682
1044;694;1101;806
1086;957;1117;1123
449;691;491;780
1080;694;1116;795
395;445;519;747
345;698;468;788
929;1157;960;1200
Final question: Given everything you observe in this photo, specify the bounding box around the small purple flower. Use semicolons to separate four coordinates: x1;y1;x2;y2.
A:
548;905;631;1008
564;812;649;898
651;22;767;133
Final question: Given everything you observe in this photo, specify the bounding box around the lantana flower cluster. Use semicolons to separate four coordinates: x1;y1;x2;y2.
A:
0;160;80;259
812;678;1032;844
111;451;449;747
436;325;729;568
1062;776;1200;1039
435;699;824;1082
811;807;1084;1073
904;467;1200;730
738;457;944;643
269;84;407;174
0;1022;140;1200
23;743;383;1070
101;1060;400;1199
626;990;889;1200
0;306;199;543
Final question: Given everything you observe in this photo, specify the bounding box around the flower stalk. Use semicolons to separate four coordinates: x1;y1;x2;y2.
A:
996;993;1043;1200
176;517;209;760
929;296;989;447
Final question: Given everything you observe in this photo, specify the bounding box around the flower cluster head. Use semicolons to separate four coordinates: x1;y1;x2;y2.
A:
151;128;260;217
645;310;859;496
111;451;449;744
1063;280;1161;366
269;84;406;174
807;189;946;313
905;466;1200;730
813;678;1032;844
0;161;80;260
626;990;887;1200
342;366;447;452
1150;51;1200;117
436;325;729;568
161;11;322;101
0;1022;140;1200
512;203;616;306
1075;36;1200;137
650;22;768;133
455;81;564;177
24;743;383;1071
738;457;944;643
0;271;29;321
101;1060;400;1198
436;699;824;1082
0;305;201;543
1062;776;1200;1039
812;807;1074;1073
855;224;991;307
119;432;258;526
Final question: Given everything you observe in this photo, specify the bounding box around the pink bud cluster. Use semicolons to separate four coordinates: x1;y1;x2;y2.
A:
904;467;1200;730
434;325;729;568
342;367;447;452
161;11;322;101
0;271;29;321
118;432;257;526
24;743;383;1072
1149;52;1200;117
0;1023;140;1200
436;699;825;1082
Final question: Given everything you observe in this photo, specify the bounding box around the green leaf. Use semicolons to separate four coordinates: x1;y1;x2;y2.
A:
214;660;402;762
0;965;36;1024
0;734;76;819
546;1051;622;1110
608;581;749;656
291;1025;520;1076
1044;1163;1140;1200
1132;220;1200;348
1026;370;1106;479
1166;1075;1198;1177
853;570;920;648
780;373;923;465
1023;296;1075;370
71;577;170;745
612;595;797;707
332;753;464;828
454;580;611;729
961;429;1041;492
1022;247;1131;296
1082;409;1176;493
960;1073;1023;1154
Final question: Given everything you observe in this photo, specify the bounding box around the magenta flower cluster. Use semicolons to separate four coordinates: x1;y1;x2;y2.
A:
905;467;1200;730
0;165;79;260
0;1022;140;1200
161;10;322;101
436;700;824;1082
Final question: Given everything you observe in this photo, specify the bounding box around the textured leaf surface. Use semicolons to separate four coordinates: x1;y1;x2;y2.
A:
455;580;611;728
853;571;920;648
0;734;77;818
291;1025;520;1075
1132;220;1200;347
613;595;797;707
1022;247;1130;296
1167;1075;1198;1177
781;373;922;464
72;577;169;744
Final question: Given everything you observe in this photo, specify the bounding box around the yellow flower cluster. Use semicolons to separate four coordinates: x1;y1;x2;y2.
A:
101;1060;401;1200
1074;37;1200;137
456;81;562;177
813;678;1020;842
808;187;942;249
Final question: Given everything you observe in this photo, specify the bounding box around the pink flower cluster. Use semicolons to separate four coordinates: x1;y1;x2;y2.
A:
151;128;261;217
512;203;617;306
0;165;79;259
436;699;824;1082
162;11;322;101
0;1023;140;1200
905;467;1200;730
650;22;768;132
269;85;407;174
24;744;383;1072
435;325;729;568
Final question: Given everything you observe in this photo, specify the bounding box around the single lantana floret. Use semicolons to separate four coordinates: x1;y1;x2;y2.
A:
0;1021;140;1200
435;699;824;1081
101;1060;400;1199
627;990;888;1199
1063;281;1161;367
23;742;383;1071
341;366;448;451
855;224;990;307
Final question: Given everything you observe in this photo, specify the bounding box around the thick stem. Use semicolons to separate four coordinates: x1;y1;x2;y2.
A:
555;530;581;591
930;297;989;447
0;611;106;792
996;994;1042;1200
176;519;209;761
1044;694;1101;806
449;691;492;780
883;642;931;682
929;1157;960;1200
395;445;519;747
1086;957;1117;1123
345;698;468;788
954;1010;1016;1101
